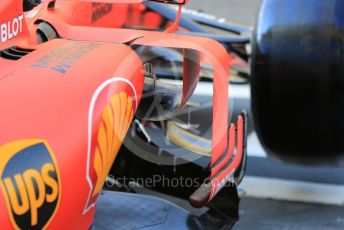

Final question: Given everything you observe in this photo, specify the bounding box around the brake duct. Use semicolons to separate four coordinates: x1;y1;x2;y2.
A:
135;64;183;121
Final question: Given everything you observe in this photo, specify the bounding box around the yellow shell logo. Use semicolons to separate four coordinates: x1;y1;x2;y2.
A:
92;92;134;196
0;140;61;230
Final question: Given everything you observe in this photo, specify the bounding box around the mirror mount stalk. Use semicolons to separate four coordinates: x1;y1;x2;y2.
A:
164;5;182;33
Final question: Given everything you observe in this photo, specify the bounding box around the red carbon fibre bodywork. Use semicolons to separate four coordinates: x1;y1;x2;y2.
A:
29;0;232;162
26;0;246;68
0;1;144;229
30;0;163;30
0;0;245;229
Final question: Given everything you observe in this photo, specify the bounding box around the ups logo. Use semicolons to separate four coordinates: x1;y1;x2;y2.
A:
0;140;61;230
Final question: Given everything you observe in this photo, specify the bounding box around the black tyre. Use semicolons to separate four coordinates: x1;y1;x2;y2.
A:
251;0;344;165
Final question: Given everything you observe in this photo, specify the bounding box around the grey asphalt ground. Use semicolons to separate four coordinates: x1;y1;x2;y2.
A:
187;0;262;28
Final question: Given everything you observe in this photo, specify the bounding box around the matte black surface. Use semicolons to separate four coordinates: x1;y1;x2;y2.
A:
93;191;344;230
93;191;191;230
93;191;237;230
251;0;344;165
23;0;40;11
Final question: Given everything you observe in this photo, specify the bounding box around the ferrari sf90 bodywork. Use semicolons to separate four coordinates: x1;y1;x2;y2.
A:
0;2;144;229
0;0;246;229
23;0;250;81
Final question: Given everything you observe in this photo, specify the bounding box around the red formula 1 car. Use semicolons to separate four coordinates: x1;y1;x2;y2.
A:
0;0;247;229
23;0;250;83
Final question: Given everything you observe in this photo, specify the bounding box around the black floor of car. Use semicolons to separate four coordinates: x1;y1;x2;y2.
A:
93;190;344;230
93;191;226;230
93;191;191;230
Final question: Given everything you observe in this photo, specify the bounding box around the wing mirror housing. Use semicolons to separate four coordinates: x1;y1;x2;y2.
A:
146;0;187;32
